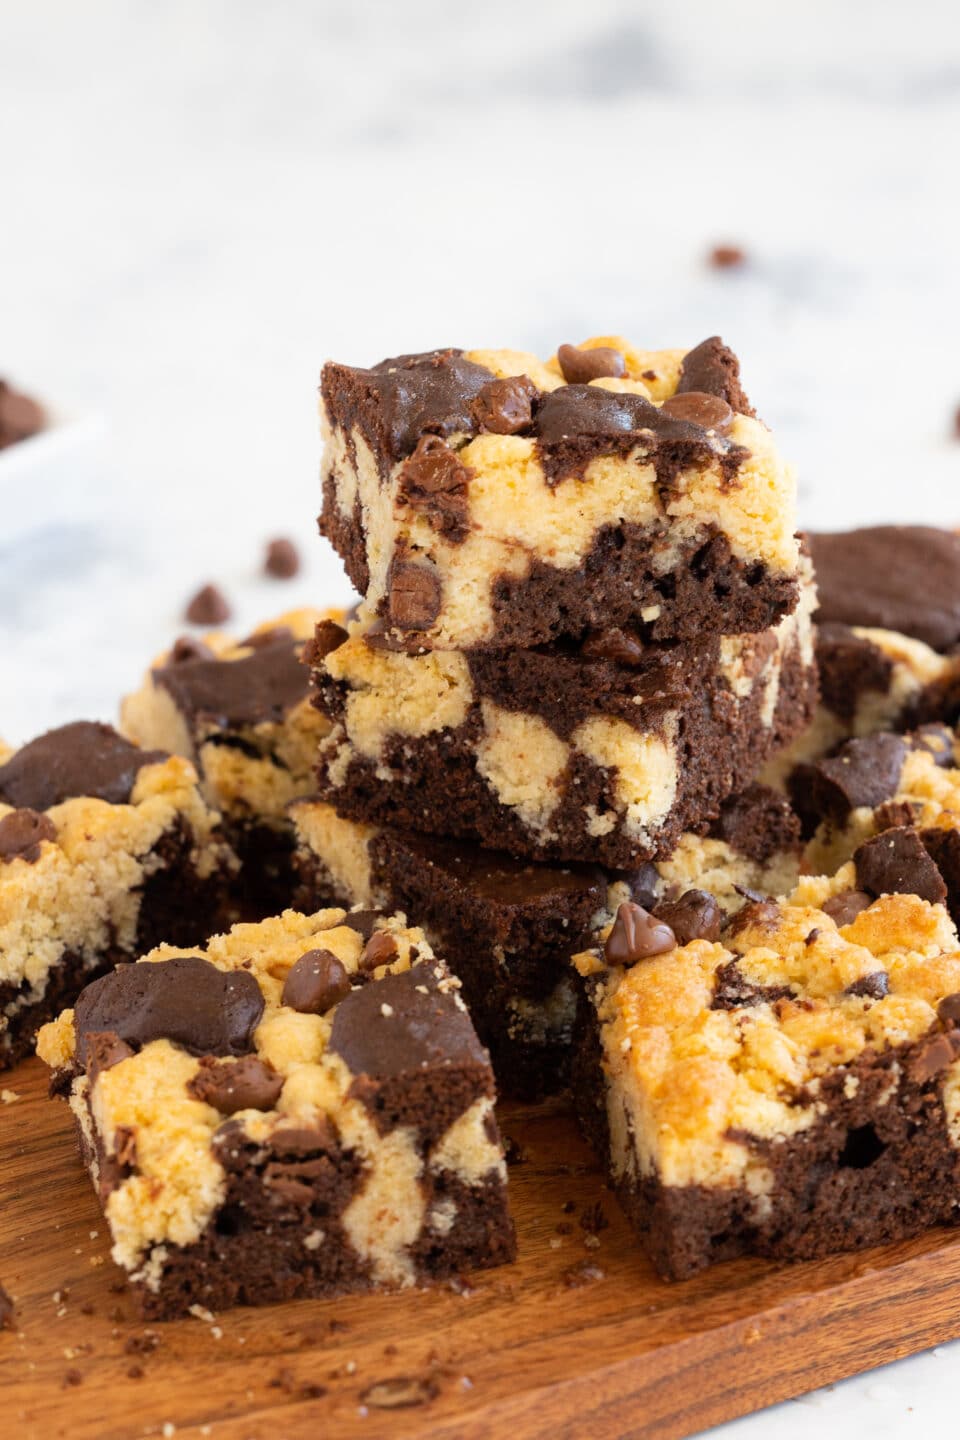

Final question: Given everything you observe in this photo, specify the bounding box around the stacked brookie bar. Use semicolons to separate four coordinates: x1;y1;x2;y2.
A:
293;336;817;1098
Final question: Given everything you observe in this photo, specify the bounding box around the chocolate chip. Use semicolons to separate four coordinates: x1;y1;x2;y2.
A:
169;635;217;664
73;957;264;1065
845;971;889;1000
396;435;473;540
711;959;793;1011
0;808;56;864
789;734;908;830
188;1055;284;1114
0;381;45;448
603;902;676;966
556;343;625;385
264;537;300;579
341;909;387;941
0;722;167;811
822;890;873;927
939;993;960;1026
654;890;722;945
282;949;352;1014
854;826;947;906
909;1030;960;1084
471;375;538;435
580;627;645;666
387;558;442;631
676;336;754;415
709;244;747;269
184;584;232;626
660;391;734;433
359;930;399;974
305;618;349;665
84;1031;135;1085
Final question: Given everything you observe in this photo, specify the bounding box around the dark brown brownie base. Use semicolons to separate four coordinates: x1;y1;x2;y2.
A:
320;476;800;648
315;640;815;868
225;818;320;921
573;988;960;1280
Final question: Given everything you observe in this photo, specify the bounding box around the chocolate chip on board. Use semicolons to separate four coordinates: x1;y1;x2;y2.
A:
73;957;264;1065
853;826;947;906
604;901;676;966
556;343;626;384
387;558;442;630
0;808;56;864
281;950;352;1015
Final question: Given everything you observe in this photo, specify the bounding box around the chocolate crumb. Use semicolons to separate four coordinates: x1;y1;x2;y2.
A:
503;1134;527;1166
184;584;231;626
124;1330;161;1355
63;1369;83;1388
126;1364;144;1380
579;1201;610;1235
561;1199;576;1214
709;244;747;269
264;537;300;579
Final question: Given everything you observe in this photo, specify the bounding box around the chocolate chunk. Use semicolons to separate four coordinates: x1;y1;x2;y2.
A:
387;558;442;631
815;624;895;725
660;391;734;433
711;959;793;1011
264;538;300;579
874;799;919;832
809;527;960;652
580;627;645;666
0;808;56;863
472;375;538;435
557;344;626;384
908;1030;960;1084
188;1055;284;1114
789;733;908;830
676;337;754;416
821;890;873;927
329;964;485;1078
654;890;722;945
845;971;889;1000
709;244;747;269
0;1283;14;1330
341;909;387;941
305;619;349;666
73;957;264;1065
0;722;167;811
84;1031;135;1085
396;436;472;541
359;930;399;973
937;993;960;1027
184;584;232;626
536;383;708;446
603;902;676;966
913;724;956;767
281;950;352;1015
0;380;45;448
709;784;801;864
918;827;960;929
854;827;947;905
169;635;217;664
615;862;660;909
156;633;309;728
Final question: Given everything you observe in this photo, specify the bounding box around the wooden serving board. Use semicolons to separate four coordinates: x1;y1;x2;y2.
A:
3;1057;960;1440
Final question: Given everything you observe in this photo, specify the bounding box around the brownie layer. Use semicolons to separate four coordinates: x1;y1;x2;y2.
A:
810;526;960;652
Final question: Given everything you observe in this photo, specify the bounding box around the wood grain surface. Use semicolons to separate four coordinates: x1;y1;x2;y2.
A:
2;1055;960;1440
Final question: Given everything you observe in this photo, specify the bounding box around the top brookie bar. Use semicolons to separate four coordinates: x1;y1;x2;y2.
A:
320;336;802;650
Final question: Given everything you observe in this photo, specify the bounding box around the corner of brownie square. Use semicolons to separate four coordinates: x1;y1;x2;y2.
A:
121;607;346;914
319;336;803;650
0;720;235;1068
37;907;515;1317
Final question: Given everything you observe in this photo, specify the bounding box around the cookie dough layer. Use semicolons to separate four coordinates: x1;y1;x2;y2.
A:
320;337;802;650
0;722;234;1069
311;585;816;868
121;609;341;915
38;907;514;1318
290;786;802;1098
574;865;960;1279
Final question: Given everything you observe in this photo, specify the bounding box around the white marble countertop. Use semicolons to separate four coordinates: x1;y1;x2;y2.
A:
3;1;960;1432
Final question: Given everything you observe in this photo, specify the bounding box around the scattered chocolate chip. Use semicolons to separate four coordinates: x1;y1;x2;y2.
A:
0;380;45;448
580;626;645;666
0;1284;14;1330
821;890;873;927
660;390;734;433
305;619;349;665
471;375;538;434
604;902;676;966
0;722;166;812
653;890;722;946
909;1030;960;1083
359;930;399;973
282;949;352;1015
124;1331;160;1355
387;558;442;631
126;1365;144;1380
341;909;387;941
360;1377;438;1410
845;971;889;1000
709;244;747;269
169;635;217;664
264;537;300;579
556;343;625;385
188;1054;284;1114
854;827;947;906
0;808;56;864
74;957;264;1065
184;584;231;626
84;1031;135;1085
